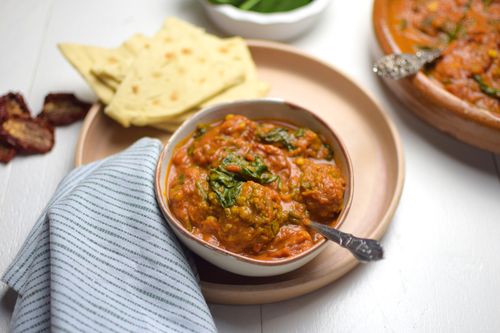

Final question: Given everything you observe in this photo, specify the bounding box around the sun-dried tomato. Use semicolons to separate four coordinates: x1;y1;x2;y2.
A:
0;116;54;154
0;92;31;122
39;93;91;126
0;142;16;163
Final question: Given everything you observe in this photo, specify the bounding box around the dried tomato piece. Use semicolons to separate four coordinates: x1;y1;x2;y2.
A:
0;142;16;163
39;93;91;126
0;116;54;154
0;92;31;122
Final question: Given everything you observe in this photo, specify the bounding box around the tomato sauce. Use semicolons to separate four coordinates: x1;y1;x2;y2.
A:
167;114;346;260
388;0;500;113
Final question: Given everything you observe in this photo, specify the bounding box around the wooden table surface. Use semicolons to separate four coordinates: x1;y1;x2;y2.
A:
1;0;499;332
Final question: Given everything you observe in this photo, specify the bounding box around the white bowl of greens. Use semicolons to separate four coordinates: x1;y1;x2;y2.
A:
198;0;332;41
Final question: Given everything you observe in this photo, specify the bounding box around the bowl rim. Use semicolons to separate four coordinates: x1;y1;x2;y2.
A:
372;0;500;131
154;98;354;267
198;0;332;25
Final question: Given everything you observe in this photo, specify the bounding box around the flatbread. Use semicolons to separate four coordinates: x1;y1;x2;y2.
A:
90;33;151;89
59;18;270;129
104;18;246;127
150;36;270;132
58;44;116;104
151;79;270;131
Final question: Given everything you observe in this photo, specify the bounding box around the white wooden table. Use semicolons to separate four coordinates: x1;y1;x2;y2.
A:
1;0;499;332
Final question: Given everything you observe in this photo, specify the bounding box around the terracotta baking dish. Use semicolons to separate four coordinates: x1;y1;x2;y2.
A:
373;0;500;153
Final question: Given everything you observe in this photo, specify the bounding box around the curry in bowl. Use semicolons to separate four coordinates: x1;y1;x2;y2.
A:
388;0;499;113
167;114;346;260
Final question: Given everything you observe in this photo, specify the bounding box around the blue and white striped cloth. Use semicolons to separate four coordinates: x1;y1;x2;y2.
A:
2;138;217;333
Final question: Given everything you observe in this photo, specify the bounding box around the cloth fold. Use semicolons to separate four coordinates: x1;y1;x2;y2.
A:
2;138;216;333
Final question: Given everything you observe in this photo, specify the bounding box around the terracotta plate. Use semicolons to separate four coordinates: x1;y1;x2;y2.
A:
75;40;404;304
373;0;500;153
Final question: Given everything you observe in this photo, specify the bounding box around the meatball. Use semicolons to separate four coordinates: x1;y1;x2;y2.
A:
298;159;345;222
169;167;211;231
190;114;257;167
263;224;314;259
217;181;286;254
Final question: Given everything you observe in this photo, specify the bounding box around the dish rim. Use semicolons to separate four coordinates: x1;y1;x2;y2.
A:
372;0;500;131
154;98;354;267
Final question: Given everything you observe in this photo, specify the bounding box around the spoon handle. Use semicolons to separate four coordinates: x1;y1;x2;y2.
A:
309;222;384;262
372;49;441;80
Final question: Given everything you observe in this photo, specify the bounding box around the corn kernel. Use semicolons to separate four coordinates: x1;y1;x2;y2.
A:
295;157;305;166
427;1;438;11
488;49;498;58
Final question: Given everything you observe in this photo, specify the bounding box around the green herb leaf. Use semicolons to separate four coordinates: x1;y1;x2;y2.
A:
239;0;262;10
324;144;334;160
441;1;471;43
258;127;296;151
208;0;312;13
196;180;208;201
399;19;408;31
208;0;244;5
473;75;500;99
220;154;278;184
444;22;463;42
209;153;278;208
193;124;209;138
209;168;243;208
294;128;305;138
416;45;434;51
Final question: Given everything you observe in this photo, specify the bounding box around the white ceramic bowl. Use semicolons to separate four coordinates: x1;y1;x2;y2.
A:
155;99;353;277
197;0;332;41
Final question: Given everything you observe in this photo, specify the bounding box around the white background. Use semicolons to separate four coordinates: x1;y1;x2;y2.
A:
1;0;499;332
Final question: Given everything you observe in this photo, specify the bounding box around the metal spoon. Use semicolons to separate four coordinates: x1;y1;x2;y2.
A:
372;49;441;80
309;221;384;262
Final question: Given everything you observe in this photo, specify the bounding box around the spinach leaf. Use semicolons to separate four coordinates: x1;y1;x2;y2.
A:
258;127;296;151
196;180;208;201
209;168;243;208
399;19;408;31
208;0;313;13
239;0;262;10
324;144;334;160
444;22;464;42
220;153;278;184
209;153;278;208
294;128;305;138
193;124;209;138
473;75;500;99
208;0;243;5
242;0;312;12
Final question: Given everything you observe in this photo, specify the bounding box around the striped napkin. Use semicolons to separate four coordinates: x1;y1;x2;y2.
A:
2;138;217;333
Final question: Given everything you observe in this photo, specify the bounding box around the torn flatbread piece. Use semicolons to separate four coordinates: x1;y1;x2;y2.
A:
90;33;152;89
58;43;116;104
